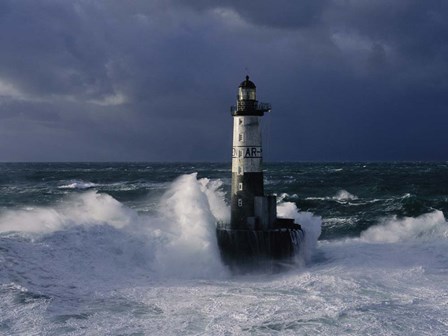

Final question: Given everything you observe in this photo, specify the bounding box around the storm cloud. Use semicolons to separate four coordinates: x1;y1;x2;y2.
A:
0;0;447;161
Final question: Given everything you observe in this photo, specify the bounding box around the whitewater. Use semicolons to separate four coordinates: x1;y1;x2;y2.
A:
0;163;447;335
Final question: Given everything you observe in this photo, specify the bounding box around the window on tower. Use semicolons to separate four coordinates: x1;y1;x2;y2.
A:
248;89;256;100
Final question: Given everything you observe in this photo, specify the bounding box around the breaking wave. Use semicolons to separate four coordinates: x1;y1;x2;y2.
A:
333;190;358;201
305;189;358;202
361;210;448;243
152;173;227;278
1;174;228;281
58;180;98;189
0;173;321;287
277;202;322;263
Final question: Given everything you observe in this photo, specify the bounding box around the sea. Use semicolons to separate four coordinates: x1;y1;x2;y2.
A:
0;162;447;335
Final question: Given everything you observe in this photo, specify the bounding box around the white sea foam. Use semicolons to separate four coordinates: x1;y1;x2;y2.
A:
361;210;448;243
58;180;98;189
305;189;358;202
198;177;230;223
0;191;136;234
276;193;299;203
0;173;323;284
277;202;322;263
1;178;447;335
153;173;227;278
305;196;328;201
1;174;229;280
333;189;358;201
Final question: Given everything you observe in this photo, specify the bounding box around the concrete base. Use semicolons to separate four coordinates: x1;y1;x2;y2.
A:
216;225;303;269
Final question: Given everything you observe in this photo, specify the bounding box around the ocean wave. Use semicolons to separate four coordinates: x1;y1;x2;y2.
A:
0;174;229;280
277;202;322;264
275;193;299;203
305;190;358;203
324;217;358;227
333;190;358;201
360;210;448;243
153;173;227;278
58;181;98;190
305;196;328;201
1;163;447;335
0;173;322;285
101;181;169;192
0;191;135;234
58;180;169;192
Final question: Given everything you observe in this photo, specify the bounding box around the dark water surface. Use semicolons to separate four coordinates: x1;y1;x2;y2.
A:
0;162;447;335
1;162;446;238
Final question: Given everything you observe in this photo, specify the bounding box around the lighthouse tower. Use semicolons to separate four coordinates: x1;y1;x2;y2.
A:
231;76;272;230
216;76;303;266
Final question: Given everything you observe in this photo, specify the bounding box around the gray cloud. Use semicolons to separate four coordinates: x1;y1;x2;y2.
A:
0;0;447;161
170;0;328;29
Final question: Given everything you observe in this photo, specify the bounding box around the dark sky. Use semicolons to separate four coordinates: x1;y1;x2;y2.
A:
0;0;447;162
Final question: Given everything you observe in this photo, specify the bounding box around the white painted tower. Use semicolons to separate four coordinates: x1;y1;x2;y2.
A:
230;76;272;230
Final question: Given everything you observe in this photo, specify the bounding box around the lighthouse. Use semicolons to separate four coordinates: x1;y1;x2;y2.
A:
217;76;303;266
230;76;270;230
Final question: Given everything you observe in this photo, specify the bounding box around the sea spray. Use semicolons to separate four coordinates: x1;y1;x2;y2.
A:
361;210;448;243
318;210;448;273
0;191;137;234
0;172;321;283
154;173;227;278
198;177;230;223
277;201;322;264
333;189;358;201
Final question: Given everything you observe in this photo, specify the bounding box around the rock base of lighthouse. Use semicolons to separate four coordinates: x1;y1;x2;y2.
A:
216;222;304;268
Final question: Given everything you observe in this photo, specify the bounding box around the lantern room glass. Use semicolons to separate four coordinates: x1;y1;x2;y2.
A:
239;88;256;100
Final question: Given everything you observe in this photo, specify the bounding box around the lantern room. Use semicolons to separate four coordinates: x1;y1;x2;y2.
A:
238;76;256;101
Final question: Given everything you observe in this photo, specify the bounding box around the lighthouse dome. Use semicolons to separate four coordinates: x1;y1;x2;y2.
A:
239;76;256;89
